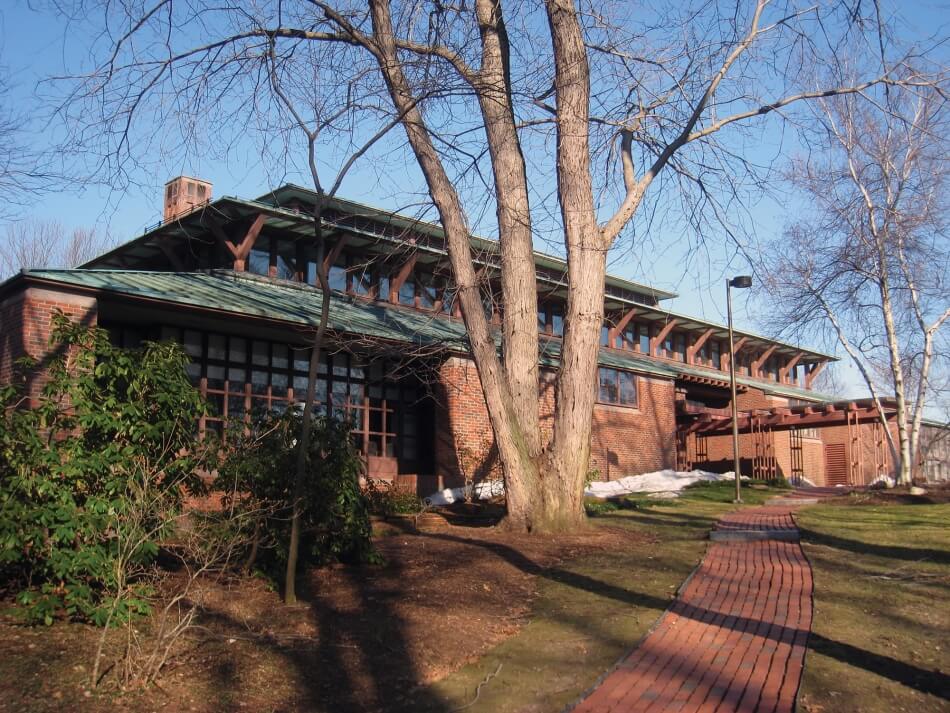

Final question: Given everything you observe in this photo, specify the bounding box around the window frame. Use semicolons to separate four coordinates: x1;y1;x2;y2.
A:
596;367;639;409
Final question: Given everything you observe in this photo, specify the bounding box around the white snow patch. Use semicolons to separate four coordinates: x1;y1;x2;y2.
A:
425;479;505;507
584;469;741;499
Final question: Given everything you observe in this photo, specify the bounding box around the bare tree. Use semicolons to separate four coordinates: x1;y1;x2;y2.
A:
51;0;936;530
760;84;949;485
0;218;115;278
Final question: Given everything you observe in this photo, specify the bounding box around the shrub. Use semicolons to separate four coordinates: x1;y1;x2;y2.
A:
218;409;379;579
584;500;619;516
0;313;214;626
366;480;425;516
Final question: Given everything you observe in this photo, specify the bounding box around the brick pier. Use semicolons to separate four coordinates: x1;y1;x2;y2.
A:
571;500;814;713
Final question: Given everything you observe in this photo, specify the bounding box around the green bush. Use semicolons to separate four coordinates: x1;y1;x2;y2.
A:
218;409;379;579
584;500;619;516
0;313;214;625
366;480;425;516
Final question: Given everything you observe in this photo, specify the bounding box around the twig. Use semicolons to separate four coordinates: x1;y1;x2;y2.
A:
452;663;503;712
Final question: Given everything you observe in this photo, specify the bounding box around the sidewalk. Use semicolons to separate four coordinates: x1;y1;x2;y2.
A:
570;496;815;713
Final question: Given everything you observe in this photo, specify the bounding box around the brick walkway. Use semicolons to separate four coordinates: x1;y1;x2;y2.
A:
571;501;814;713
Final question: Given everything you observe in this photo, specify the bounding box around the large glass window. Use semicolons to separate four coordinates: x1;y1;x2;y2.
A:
597;367;638;408
151;326;424;466
639;324;650;353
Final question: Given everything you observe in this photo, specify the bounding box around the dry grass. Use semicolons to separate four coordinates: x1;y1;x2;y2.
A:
796;500;950;713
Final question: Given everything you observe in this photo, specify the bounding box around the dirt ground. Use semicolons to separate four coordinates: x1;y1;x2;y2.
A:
0;522;641;713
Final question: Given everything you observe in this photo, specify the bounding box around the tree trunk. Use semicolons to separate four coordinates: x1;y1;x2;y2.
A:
878;265;911;485
473;0;542;459
536;0;605;530
368;0;547;530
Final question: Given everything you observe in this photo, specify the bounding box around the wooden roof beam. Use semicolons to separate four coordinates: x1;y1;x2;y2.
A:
650;319;679;356
720;336;748;372
779;352;804;383
805;360;827;389
322;233;351;275
687;328;715;362
607;307;638;346
752;344;777;377
389;252;417;303
206;213;266;271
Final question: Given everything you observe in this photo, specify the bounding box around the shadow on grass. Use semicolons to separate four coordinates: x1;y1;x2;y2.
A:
807;632;950;700
799;527;950;565
420;530;950;703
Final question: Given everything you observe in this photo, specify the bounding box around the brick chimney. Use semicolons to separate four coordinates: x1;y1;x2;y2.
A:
163;176;212;222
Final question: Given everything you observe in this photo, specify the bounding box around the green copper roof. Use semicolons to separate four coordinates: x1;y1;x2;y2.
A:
16;269;831;402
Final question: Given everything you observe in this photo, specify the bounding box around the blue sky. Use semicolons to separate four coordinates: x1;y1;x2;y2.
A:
2;0;947;401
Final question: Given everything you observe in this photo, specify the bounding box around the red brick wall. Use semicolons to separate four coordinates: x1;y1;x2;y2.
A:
434;357;498;487
433;356;676;486
589;376;676;480
0;286;98;404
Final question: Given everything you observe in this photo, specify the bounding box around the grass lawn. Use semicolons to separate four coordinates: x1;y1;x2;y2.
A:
796;499;950;713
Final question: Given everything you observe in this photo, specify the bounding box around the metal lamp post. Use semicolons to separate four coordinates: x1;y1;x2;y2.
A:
727;275;753;503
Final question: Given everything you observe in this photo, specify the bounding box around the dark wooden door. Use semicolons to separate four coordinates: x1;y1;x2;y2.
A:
824;443;848;486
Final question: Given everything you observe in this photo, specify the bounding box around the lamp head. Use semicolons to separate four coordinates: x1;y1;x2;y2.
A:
729;275;753;289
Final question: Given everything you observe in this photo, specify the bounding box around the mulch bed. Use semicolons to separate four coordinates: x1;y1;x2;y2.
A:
826;482;950;506
0;523;642;713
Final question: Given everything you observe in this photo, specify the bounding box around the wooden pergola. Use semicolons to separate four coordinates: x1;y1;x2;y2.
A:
677;398;897;483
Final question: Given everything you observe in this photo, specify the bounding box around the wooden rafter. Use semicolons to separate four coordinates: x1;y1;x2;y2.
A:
687;328;715;362
206;213;266;271
752;344;778;377
650;319;679;356
720;336;748;372
779;352;804;383
322;234;350;275
607;307;638;347
805;361;827;389
389;252;417;303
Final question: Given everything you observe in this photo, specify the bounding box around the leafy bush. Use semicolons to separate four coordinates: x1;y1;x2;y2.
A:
218;409;379;578
0;313;214;625
584;500;619;516
366;480;425;516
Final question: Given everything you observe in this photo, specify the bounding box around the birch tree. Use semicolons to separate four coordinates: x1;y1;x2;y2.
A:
52;0;935;529
760;85;949;484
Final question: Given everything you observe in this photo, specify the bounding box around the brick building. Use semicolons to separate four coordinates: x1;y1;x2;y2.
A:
1;179;932;491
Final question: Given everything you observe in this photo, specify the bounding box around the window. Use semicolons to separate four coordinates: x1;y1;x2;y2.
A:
538;302;565;336
622;322;637;351
248;246;270;276
398;277;416;306
674;332;687;362
638;324;650;354
597;367;638;408
416;272;440;310
329;263;347;292
153;326;425;465
711;341;722;369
